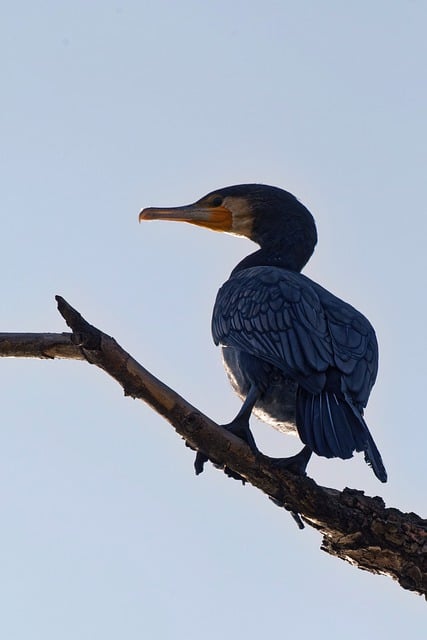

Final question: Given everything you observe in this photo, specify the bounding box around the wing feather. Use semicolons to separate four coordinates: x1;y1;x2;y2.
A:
212;266;378;406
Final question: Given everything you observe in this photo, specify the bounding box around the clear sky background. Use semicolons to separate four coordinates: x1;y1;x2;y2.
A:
1;2;426;638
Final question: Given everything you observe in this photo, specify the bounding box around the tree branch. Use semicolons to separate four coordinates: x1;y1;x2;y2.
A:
0;332;84;359
0;296;425;599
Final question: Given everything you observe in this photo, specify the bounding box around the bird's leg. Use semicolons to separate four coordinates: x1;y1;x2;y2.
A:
194;385;260;477
221;385;260;451
267;445;313;476
267;446;313;527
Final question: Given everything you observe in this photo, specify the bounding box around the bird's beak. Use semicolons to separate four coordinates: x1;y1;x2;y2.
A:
139;202;233;232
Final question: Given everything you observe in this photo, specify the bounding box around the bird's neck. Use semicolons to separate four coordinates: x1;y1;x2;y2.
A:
234;206;317;274
231;245;309;275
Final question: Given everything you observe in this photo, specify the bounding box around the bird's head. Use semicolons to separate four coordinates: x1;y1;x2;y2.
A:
139;184;317;270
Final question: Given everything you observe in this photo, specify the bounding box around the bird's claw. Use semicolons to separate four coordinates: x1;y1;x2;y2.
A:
194;451;246;483
191;415;258;482
194;451;209;475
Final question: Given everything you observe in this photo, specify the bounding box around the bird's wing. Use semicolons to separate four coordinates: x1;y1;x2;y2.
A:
212;267;377;405
313;281;378;408
212;267;334;394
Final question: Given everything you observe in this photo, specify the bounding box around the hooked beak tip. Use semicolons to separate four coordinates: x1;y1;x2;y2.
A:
138;208;153;223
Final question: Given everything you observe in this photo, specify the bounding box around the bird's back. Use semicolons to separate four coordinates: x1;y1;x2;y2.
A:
212;265;378;409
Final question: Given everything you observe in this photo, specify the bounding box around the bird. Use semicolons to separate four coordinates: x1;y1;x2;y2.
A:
139;184;387;483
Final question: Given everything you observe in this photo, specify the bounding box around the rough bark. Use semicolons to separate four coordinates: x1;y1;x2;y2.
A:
0;296;425;599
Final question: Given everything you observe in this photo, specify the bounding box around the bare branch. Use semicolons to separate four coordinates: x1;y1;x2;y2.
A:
0;296;425;599
0;333;84;359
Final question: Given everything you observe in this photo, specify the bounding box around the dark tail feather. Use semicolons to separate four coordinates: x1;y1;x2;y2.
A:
362;429;387;482
296;388;387;482
347;404;388;483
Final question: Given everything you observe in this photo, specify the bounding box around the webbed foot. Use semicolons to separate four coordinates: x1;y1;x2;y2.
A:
194;415;259;480
194;385;260;480
267;445;312;476
221;414;259;452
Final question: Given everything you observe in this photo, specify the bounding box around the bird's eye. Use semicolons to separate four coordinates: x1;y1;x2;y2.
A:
211;196;223;207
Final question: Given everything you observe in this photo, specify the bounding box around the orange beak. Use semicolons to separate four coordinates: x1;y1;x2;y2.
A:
139;202;233;232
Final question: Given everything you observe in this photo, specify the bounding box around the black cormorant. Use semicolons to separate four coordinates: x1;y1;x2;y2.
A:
139;184;387;483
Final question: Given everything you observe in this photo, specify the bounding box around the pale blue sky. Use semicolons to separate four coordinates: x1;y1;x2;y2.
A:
1;2;426;638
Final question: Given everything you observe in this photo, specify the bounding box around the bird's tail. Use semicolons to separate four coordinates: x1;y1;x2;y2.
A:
296;388;387;483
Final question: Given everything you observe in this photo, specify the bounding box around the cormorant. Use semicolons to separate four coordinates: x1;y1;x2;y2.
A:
139;184;387;482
